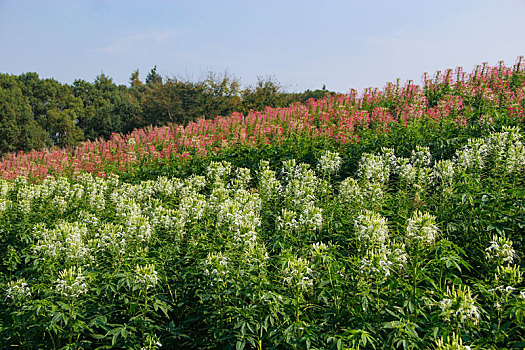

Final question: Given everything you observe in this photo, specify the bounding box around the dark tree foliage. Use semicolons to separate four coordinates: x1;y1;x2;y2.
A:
73;75;143;140
0;75;47;153
145;65;163;85
18;72;84;148
129;69;142;88
241;76;283;112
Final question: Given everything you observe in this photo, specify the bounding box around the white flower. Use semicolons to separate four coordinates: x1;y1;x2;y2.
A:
406;211;439;246
380;147;397;169
439;298;452;311
229;167;251;190
317;150;342;174
339;177;363;204
217;189;262;244
6;278;31;301
277;209;299;231
357;153;390;184
55;267;88;298
339;177;385;211
203;252;229;284
16;183;41;214
185;175;207;192
258;160;282;201
123;214;153;242
134;264;159;291
179;193;207;222
397;159;417;184
354;210;389;246
96;222;128;255
34;222;91;262
410;146;432;168
486;235;515;265
438;285;480;325
298;201;323;231
206;161;232;185
81;173;108;212
359;243;407;279
153;176;183;197
282;256;314;290
281;161;318;208
0;198;11;212
397;156;433;188
0;180;14;198
455;138;489;170
488;126;525;172
433;159;455;187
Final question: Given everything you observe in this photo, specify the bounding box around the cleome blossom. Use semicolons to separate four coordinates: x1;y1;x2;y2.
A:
406;211;439;247
485;235;515;265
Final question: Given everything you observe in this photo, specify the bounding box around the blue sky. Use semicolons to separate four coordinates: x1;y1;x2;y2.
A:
1;0;524;92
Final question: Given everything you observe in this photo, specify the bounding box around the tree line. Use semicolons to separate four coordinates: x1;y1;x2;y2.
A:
0;67;330;155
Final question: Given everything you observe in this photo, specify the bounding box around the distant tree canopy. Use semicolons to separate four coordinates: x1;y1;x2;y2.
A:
0;68;332;155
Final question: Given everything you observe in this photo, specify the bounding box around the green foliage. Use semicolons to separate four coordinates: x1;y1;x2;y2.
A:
146;65;163;85
130;69;143;88
241;76;283;112
18;72;86;148
73;75;143;140
141;77;207;126
0;73;48;153
1;126;524;348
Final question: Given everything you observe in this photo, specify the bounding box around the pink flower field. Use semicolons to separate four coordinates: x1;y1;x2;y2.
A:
1;59;524;181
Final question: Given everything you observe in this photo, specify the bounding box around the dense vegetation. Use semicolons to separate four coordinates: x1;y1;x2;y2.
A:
1;58;524;349
0;67;329;154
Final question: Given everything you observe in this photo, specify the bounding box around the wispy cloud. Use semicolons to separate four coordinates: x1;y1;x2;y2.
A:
94;30;175;55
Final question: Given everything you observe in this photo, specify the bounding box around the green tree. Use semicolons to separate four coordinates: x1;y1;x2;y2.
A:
74;75;142;140
0;74;48;154
241;76;283;112
130;69;143;88
280;88;331;106
146;65;163;85
142;77;211;126
202;71;243;118
18;72;84;148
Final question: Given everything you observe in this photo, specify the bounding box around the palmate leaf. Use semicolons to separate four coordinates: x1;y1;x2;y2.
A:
50;311;67;326
107;324;137;346
152;298;170;317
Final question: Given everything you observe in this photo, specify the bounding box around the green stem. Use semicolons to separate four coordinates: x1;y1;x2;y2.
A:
412;247;419;321
327;264;339;312
296;290;301;323
141;292;149;343
412;246;419;299
258;325;263;350
68;299;74;345
376;283;380;312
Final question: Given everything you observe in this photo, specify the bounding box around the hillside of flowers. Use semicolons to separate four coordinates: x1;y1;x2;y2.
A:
1;59;524;182
1;58;525;349
1;127;524;348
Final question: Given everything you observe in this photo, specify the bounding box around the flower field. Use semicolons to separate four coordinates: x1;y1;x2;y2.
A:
1;60;524;182
1;59;525;349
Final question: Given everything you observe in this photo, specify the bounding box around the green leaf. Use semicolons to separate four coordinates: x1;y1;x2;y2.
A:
236;340;246;350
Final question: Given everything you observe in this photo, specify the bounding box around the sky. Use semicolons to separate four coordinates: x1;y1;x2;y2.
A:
1;0;525;93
